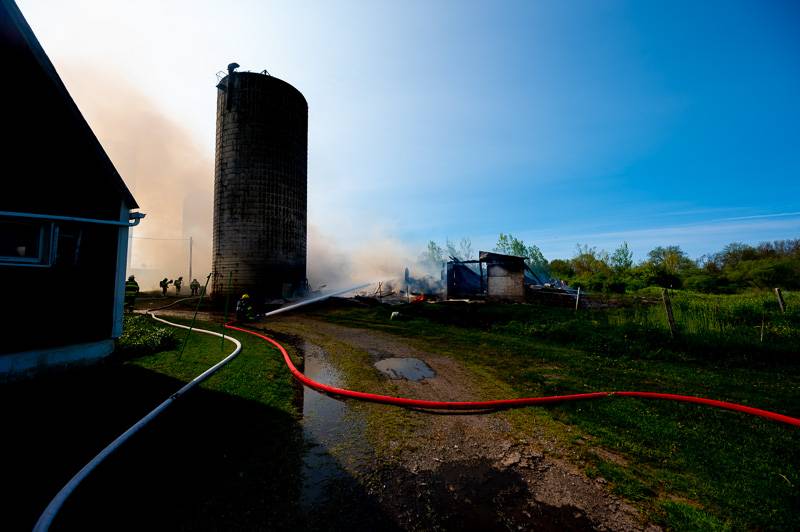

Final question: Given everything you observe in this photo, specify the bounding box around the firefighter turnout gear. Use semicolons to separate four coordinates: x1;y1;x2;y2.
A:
159;278;172;297
125;276;139;312
236;293;255;322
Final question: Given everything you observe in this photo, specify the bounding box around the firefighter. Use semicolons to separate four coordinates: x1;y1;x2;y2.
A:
235;293;255;322
124;275;139;313
159;278;172;297
190;278;200;296
174;276;183;295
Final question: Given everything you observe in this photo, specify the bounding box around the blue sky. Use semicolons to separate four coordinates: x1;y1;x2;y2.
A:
19;0;800;263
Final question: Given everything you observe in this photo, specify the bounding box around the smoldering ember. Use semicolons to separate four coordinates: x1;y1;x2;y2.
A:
2;1;799;531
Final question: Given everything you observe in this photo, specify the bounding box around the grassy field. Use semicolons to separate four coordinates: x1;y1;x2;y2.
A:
1;314;304;531
311;292;800;530
605;289;800;360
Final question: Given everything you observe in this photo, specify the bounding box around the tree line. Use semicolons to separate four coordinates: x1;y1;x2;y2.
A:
422;235;800;294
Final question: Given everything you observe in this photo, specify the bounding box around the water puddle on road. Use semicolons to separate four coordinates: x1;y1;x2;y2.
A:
374;357;436;381
299;342;367;508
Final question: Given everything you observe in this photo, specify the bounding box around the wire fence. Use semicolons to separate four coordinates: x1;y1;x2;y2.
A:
604;289;799;356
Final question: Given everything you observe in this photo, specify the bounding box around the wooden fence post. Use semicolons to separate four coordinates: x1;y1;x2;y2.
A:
575;286;581;311
662;288;677;338
774;288;786;314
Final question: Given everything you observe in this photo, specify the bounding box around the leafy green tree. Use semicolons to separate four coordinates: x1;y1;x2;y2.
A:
704;240;800;290
569;244;615;291
647;245;696;275
572;244;609;275
494;233;549;274
713;242;757;270
446;237;474;261
549;258;574;280
610;242;634;272
421;240;444;268
495;233;523;256
427;236;800;293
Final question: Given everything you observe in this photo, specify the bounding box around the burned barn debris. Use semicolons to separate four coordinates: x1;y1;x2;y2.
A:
445;251;578;306
358;251;578;308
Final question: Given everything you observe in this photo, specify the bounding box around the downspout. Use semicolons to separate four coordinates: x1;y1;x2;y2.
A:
112;204;145;338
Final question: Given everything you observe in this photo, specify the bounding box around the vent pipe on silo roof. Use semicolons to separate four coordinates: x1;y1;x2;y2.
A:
224;62;239;111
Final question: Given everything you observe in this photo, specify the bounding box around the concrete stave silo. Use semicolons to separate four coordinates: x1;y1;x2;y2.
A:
212;66;308;303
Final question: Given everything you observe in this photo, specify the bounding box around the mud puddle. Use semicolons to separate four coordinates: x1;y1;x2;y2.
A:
298;342;370;509
374;357;435;381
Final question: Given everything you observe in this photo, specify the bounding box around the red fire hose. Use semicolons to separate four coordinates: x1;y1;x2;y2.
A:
225;323;800;427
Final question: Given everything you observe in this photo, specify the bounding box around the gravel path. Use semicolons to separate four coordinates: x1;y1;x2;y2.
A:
264;317;658;531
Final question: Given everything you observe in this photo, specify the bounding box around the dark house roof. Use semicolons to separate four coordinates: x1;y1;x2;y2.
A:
478;251;527;266
476;251;547;285
0;0;137;216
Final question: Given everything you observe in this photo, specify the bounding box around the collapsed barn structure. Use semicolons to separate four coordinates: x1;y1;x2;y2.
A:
445;251;578;305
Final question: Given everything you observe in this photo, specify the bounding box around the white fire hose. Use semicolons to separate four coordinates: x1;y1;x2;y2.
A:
33;284;369;531
33;301;242;532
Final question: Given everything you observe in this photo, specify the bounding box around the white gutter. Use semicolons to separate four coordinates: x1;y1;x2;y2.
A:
0;210;145;227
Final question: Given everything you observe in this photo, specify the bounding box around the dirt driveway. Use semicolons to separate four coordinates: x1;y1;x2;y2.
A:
258;316;659;532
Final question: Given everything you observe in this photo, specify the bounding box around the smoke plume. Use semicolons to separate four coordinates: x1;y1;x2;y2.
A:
60;66;213;291
61;66;433;296
307;225;440;294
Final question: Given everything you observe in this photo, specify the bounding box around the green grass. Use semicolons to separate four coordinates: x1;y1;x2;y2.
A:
128;315;299;410
308;299;800;530
2;314;305;530
657;501;732;532
606;290;800;359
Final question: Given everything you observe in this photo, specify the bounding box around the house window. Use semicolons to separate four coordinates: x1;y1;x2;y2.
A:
55;225;83;266
0;219;54;266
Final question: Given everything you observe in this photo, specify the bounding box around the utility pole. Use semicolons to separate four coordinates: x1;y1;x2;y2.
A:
188;236;193;283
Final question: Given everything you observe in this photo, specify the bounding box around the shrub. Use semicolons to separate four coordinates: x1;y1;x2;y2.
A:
116;315;178;358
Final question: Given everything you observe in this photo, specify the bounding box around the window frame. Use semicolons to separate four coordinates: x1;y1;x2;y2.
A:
0;218;56;267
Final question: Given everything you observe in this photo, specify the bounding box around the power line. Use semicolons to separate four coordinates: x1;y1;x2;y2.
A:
130;236;189;240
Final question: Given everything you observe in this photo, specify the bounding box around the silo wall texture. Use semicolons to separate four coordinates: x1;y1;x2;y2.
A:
211;72;308;302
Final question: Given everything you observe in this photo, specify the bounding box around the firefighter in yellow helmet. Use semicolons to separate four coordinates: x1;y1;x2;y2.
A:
236;293;255;322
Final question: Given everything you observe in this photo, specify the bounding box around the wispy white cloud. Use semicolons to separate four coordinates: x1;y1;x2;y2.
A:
712;211;800;222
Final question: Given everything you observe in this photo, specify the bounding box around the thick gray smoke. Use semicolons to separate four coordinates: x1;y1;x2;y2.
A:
60;66;213;291
61;66;435;296
307;225;443;295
